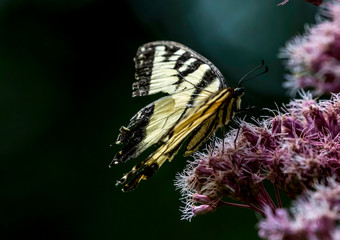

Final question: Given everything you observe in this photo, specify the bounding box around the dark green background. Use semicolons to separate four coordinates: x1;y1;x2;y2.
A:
2;0;316;239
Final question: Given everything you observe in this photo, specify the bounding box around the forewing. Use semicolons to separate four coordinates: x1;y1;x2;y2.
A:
132;41;227;97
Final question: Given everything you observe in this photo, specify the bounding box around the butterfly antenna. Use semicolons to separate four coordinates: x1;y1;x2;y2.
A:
240;66;268;86
238;60;268;87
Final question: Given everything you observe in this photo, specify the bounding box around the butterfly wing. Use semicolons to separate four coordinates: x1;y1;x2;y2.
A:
111;41;227;166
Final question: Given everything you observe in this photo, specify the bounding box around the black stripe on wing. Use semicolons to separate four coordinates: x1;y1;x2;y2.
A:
132;41;227;97
184;116;219;156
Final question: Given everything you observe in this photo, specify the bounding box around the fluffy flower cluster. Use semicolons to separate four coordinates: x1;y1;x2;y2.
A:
278;0;323;6
280;0;340;95
175;92;340;221
259;179;340;240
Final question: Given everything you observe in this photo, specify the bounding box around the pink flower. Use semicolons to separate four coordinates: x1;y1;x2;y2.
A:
175;92;340;220
244;92;340;196
258;179;340;240
280;0;340;95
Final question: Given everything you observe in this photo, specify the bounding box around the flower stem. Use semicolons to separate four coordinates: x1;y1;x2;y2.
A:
274;184;282;208
219;201;266;215
249;203;266;216
219;200;252;209
259;182;277;210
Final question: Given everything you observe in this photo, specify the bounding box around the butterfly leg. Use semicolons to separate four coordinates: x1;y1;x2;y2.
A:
237;95;259;114
229;118;241;149
238;105;257;113
234;127;241;149
222;125;226;155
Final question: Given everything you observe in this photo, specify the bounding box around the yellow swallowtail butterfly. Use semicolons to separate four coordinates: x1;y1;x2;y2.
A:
110;41;266;192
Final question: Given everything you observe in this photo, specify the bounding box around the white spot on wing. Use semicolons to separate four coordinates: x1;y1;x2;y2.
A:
187;64;210;81
154;46;166;56
178;58;196;72
169;49;185;60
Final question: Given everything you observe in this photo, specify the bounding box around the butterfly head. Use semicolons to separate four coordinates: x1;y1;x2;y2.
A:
233;87;245;113
233;87;245;98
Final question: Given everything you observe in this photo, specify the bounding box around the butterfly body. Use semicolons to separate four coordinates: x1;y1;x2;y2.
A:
111;41;245;192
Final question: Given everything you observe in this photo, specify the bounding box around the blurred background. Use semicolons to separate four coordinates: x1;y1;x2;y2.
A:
1;0;317;239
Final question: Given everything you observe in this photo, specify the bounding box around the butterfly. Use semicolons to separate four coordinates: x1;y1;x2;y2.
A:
110;41;266;192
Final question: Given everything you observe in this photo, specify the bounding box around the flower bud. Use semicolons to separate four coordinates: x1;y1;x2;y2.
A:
192;205;215;216
193;194;212;204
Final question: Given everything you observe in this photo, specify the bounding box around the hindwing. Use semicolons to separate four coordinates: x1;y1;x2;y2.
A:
117;88;237;192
